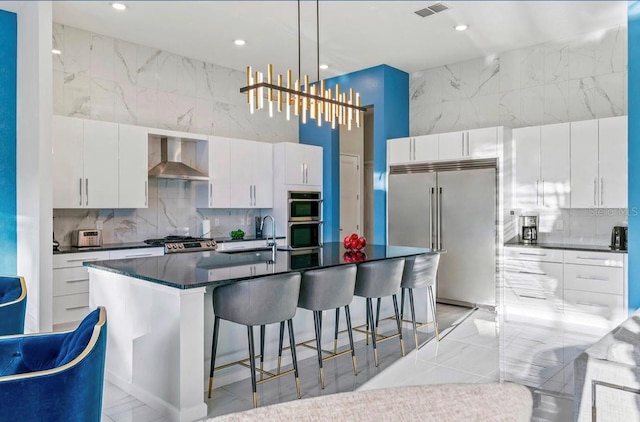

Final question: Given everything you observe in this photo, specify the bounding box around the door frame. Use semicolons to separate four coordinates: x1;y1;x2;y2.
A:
339;153;362;236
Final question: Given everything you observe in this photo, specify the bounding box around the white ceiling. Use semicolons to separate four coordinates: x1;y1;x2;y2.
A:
52;1;628;78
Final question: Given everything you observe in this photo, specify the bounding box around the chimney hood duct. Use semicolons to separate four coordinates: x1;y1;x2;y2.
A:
148;137;209;181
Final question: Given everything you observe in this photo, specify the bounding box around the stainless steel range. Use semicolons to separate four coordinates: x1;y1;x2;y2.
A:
144;236;217;253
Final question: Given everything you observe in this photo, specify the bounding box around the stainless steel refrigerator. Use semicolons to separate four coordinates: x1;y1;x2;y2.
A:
387;160;496;308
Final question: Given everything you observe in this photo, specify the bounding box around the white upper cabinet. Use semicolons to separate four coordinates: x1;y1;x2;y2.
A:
53;116;148;209
467;127;498;158
438;131;465;160
53;116;84;208
388;135;438;164
118;124;149;209
228;139;273;209
514;123;570;209
571;116;627;208
387;137;412;164
196;136;230;208
282;142;323;186
540;123;570;208
598;116;627;208
413;135;439;162
570;120;599;208
514;126;541;209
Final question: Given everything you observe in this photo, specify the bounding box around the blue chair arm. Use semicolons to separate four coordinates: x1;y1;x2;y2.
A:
0;276;26;336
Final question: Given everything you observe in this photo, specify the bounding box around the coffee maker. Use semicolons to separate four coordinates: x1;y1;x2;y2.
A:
610;226;627;250
519;215;538;244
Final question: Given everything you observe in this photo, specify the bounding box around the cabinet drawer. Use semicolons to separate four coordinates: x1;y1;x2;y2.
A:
109;247;164;260
564;289;624;327
504;247;563;263
53;293;90;325
563;250;623;267
216;240;264;251
564;264;623;295
53;267;89;297
505;261;563;300
53;251;110;269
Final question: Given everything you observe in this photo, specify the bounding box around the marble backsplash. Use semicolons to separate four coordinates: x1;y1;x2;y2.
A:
53;179;265;246
410;24;627;135
507;208;628;246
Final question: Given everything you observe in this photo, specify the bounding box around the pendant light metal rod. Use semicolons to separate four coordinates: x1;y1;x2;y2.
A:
297;0;301;81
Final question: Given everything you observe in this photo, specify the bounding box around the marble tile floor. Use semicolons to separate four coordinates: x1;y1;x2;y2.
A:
100;303;472;421
100;304;607;421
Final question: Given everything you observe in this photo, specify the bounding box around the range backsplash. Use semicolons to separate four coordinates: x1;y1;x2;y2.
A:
53;179;265;246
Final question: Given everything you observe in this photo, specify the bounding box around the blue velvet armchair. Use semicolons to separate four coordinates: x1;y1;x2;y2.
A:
0;307;107;421
0;275;27;336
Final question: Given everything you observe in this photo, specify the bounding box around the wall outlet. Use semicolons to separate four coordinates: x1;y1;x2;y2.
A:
96;221;103;230
554;219;564;231
214;218;220;227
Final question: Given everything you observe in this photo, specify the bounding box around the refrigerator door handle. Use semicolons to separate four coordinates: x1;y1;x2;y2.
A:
438;187;443;250
429;187;434;249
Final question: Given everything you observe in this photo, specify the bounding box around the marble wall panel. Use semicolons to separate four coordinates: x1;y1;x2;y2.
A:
569;37;596;80
520;45;545;88
594;72;625;118
568;77;596;121
543;82;570;123
543;39;569;84
90;78;115;121
596;25;627;75
90;33;114;81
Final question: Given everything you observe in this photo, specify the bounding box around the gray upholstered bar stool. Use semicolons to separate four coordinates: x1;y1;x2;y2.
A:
208;273;302;408
354;257;406;367
400;253;441;349
278;264;358;389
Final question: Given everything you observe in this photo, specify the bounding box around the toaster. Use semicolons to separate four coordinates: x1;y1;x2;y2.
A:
72;229;102;248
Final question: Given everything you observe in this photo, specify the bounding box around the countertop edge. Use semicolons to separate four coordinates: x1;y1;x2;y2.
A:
503;241;627;254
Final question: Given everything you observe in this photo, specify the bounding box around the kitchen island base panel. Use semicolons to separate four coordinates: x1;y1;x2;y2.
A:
89;269;207;422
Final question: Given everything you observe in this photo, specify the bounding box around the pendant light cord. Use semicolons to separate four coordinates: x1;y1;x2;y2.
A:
297;0;301;81
316;0;320;82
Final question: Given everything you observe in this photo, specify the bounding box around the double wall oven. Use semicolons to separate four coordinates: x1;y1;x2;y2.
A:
288;191;322;249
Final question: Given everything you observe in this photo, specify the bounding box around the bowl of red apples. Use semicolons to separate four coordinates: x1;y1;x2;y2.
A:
343;233;366;251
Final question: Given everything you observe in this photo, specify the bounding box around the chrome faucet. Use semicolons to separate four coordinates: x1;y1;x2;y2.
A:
261;215;277;261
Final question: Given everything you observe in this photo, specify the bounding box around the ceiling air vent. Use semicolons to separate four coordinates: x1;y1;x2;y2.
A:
414;3;449;18
428;3;449;13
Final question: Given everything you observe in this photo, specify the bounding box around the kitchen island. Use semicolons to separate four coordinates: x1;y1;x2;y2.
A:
86;243;435;422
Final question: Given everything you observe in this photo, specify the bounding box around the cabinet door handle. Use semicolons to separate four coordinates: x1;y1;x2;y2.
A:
122;253;154;258
412;138;416;160
575;301;607;308
600;178;604;206
301;163;305;183
593;178;597;206
253;185;256;206
542;180;545;207
305;164;309;183
576;275;609;282
536;180;539;206
518;270;547;276
66;279;88;284
461;133;465;156
519;295;547;301
519;252;546;256
209;183;213;207
249;185;252;206
66;257;100;263
576;256;603;260
79;178;83;206
85;178;89;206
66;305;90;311
145;181;148;206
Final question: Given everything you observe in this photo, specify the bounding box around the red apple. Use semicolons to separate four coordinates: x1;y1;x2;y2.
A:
359;236;367;248
350;233;359;241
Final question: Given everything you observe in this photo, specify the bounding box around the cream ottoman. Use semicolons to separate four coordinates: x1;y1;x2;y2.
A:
210;382;532;421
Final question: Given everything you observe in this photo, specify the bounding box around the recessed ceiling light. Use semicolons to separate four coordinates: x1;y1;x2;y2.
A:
52;49;61;55
319;64;329;70
234;39;246;46
111;3;127;11
455;24;469;31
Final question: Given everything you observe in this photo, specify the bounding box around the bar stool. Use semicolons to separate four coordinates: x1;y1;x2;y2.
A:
400;253;441;349
354;257;405;367
208;273;302;408
278;264;358;389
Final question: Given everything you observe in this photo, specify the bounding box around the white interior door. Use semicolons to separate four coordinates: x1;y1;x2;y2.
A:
340;154;361;236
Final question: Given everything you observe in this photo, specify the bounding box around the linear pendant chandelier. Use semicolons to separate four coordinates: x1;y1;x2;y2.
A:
239;0;365;130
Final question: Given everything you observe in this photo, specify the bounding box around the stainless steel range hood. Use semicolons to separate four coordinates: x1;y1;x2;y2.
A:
148;137;208;181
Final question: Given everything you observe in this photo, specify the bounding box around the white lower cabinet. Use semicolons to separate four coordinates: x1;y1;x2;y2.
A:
504;247;626;328
52;248;163;327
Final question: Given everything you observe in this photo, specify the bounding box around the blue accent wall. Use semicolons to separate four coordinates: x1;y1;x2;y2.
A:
299;64;409;244
628;2;640;311
0;10;17;274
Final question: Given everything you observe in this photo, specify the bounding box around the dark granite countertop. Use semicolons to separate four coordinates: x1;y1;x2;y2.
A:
504;238;627;254
54;242;162;255
84;242;437;290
